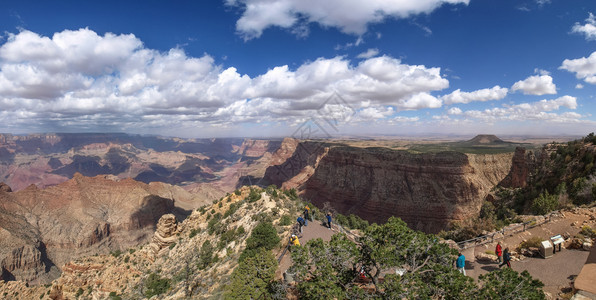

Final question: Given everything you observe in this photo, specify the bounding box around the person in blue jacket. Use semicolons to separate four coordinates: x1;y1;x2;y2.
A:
456;252;466;275
326;212;332;230
297;216;305;233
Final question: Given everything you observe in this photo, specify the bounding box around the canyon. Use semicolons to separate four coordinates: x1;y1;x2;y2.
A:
0;133;529;282
263;140;514;232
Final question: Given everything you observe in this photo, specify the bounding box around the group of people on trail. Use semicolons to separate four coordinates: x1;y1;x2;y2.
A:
496;241;512;268
290;205;334;249
455;241;512;276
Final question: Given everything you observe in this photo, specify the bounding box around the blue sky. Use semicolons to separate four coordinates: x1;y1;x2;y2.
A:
0;0;595;138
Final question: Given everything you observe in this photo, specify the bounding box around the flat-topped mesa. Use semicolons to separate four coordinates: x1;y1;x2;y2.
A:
466;134;505;144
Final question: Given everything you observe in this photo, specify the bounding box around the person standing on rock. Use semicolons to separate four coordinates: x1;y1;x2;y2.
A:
326;212;332;230
499;248;511;268
456;252;466;275
496;242;503;264
297;216;305;233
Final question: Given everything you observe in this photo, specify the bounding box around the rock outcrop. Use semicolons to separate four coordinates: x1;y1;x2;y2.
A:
148;214;179;259
0;182;11;193
499;147;540;188
0;174;208;283
264;142;513;233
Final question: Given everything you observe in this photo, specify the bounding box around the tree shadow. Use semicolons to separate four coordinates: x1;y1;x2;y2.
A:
474;260;501;272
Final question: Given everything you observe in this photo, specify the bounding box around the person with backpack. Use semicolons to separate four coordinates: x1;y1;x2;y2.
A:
499;248;511;268
326;212;332;230
495;242;503;264
290;234;300;247
297;216;305;233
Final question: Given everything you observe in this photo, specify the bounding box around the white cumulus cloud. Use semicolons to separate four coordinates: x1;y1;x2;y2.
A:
572;13;596;41
226;0;470;40
560;51;596;84
511;74;557;95
0;29;451;133
441;85;508;104
461;95;579;123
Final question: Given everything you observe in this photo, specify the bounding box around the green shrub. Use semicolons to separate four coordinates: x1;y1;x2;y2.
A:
246;222;280;251
237;226;245;235
283;188;298;200
124;256;129;263
248;188;261;203
224;201;242;218
279;215;292;226
144;273;171;298
531;191;558;215
189;228;200;238
75;288;84;298
224;248;278;299
169;242;176;249
580;225;596;238
110;250;122;258
208;213;224;235
109;291;122;300
218;228;238;250
234;189;241;196
520;236;544;249
198;240;214;270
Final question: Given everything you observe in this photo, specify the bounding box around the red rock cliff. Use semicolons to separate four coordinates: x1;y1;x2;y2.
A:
265;143;513;233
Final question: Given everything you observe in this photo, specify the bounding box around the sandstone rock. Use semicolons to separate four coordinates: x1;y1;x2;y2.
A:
476;252;497;263
266;142;514;233
582;241;592;251
499;147;538;189
148;214;179;259
441;239;459;250
0;182;11;193
0;245;45;282
566;238;584;249
0;174;190;282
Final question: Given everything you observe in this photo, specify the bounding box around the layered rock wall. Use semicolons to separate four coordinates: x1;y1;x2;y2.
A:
265;142;513;233
0;174;204;283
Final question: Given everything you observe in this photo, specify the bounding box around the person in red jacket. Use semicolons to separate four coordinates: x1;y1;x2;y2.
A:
496;242;503;264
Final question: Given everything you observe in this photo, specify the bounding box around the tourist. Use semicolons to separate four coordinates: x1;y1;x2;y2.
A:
326;212;332;230
297;216;305;233
499;248;511;268
496;242;502;264
303;207;310;226
290;234;300;247
456;252;466;275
